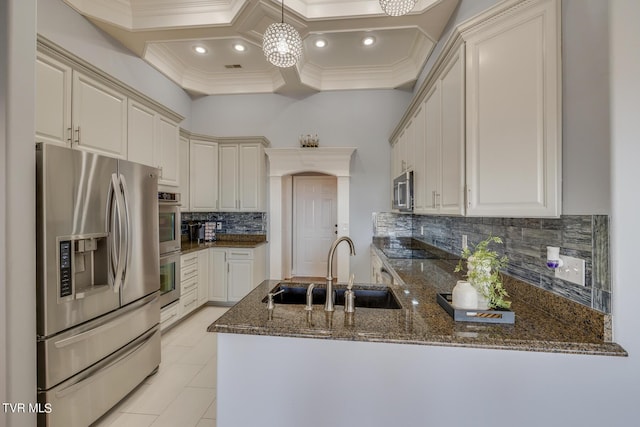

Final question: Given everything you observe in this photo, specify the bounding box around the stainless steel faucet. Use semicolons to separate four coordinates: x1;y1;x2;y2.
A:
325;236;356;312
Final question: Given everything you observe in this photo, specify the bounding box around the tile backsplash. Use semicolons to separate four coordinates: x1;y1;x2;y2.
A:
373;212;611;313
182;212;267;235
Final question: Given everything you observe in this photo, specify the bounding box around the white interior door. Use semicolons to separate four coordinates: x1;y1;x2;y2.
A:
293;176;337;277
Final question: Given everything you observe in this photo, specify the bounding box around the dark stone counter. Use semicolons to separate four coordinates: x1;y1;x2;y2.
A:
208;240;626;357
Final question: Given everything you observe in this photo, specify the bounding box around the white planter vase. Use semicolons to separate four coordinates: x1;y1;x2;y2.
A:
467;257;491;310
452;281;477;309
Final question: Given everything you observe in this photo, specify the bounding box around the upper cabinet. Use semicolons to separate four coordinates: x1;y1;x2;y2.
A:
464;0;560;216
390;0;561;217
36;37;184;185
179;134;190;212
36;52;127;158
218;139;267;212
35;53;72;147
72;72;128;158
189;138;219;212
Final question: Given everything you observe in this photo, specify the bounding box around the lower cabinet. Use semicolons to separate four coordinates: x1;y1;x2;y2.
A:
209;245;266;303
160;301;179;331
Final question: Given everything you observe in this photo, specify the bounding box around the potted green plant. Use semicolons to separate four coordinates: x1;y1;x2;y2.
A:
454;236;511;310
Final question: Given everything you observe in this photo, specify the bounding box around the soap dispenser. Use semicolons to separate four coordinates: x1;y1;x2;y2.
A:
344;274;356;313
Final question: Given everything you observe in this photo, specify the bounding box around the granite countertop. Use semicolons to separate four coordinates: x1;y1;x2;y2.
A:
181;235;267;254
208;240;627;357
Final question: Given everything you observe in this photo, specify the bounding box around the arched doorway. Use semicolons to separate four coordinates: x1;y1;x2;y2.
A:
265;147;356;282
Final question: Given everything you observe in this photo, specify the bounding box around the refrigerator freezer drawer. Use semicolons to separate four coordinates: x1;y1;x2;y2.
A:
38;326;160;427
38;292;160;390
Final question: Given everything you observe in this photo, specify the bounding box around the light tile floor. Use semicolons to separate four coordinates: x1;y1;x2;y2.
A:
92;306;229;427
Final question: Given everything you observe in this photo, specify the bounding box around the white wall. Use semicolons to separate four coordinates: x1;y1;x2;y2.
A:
36;0;192;128
191;90;412;280
2;1;38;426
561;0;610;214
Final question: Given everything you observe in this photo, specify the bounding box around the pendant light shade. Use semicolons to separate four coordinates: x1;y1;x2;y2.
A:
262;1;302;68
379;0;417;17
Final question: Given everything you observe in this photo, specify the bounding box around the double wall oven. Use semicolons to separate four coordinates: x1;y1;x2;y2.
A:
158;192;181;307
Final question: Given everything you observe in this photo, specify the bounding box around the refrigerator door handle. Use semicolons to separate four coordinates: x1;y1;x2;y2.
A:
107;173;120;291
119;174;132;289
111;173;126;293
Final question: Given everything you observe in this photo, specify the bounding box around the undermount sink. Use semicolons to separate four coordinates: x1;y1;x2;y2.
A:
262;283;402;310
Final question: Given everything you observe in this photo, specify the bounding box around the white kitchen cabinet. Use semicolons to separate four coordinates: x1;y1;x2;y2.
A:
127;99;155;166
156;115;179;187
179;252;203;319
464;0;561;217
219;144;239;211
128;99;180;188
208;248;228;302
197;249;209;306
208;245;266;303
72;71;128;158
36;43;185;178
416;46;465;215
179;135;190;211
219;142;266;211
35;52;72;147
412;104;427;211
160;301;179;331
189;139;219;211
36;58;128;158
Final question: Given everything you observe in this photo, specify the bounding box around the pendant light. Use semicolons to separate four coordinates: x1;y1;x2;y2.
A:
262;0;302;68
379;0;417;17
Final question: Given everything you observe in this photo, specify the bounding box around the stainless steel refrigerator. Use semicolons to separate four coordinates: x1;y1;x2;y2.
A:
36;143;161;426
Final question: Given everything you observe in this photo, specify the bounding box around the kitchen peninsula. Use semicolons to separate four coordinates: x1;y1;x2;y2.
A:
208;239;626;427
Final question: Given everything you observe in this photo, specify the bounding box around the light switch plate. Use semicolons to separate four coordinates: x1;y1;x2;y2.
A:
555;255;586;286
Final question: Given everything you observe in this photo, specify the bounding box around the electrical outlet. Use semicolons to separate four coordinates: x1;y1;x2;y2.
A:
555;255;586;286
216;222;222;230
420;226;424;236
462;235;468;250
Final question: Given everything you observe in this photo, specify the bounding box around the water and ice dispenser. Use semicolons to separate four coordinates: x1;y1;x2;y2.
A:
58;233;109;300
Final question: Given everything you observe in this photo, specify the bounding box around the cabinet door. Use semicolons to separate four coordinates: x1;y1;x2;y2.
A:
439;46;465;215
423;83;441;214
465;0;560;216
239;144;263;211
35;53;72;147
412;105;427;212
72;72;127;158
208;249;227;302
127;99;155;167
197;250;209;306
219;144;239;211
179;136;190;211
227;259;253;302
189;140;218;211
156;116;179;187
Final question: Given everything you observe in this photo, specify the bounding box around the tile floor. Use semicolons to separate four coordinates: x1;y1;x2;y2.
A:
92;306;229;427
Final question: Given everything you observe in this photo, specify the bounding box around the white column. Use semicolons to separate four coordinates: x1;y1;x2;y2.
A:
268;176;283;279
336;176;350;282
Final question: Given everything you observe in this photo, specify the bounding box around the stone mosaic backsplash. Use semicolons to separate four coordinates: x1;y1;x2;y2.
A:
182;212;267;235
373;212;611;314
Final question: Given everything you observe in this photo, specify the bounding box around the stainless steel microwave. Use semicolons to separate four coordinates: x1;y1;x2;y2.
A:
393;171;414;212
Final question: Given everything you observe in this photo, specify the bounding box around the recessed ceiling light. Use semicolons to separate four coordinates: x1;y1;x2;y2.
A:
233;43;246;52
362;36;376;46
193;45;208;55
314;39;327;48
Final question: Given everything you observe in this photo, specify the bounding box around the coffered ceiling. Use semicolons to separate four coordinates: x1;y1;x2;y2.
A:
62;0;460;97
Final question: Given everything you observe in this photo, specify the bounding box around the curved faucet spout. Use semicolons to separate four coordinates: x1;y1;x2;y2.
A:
325;236;356;312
